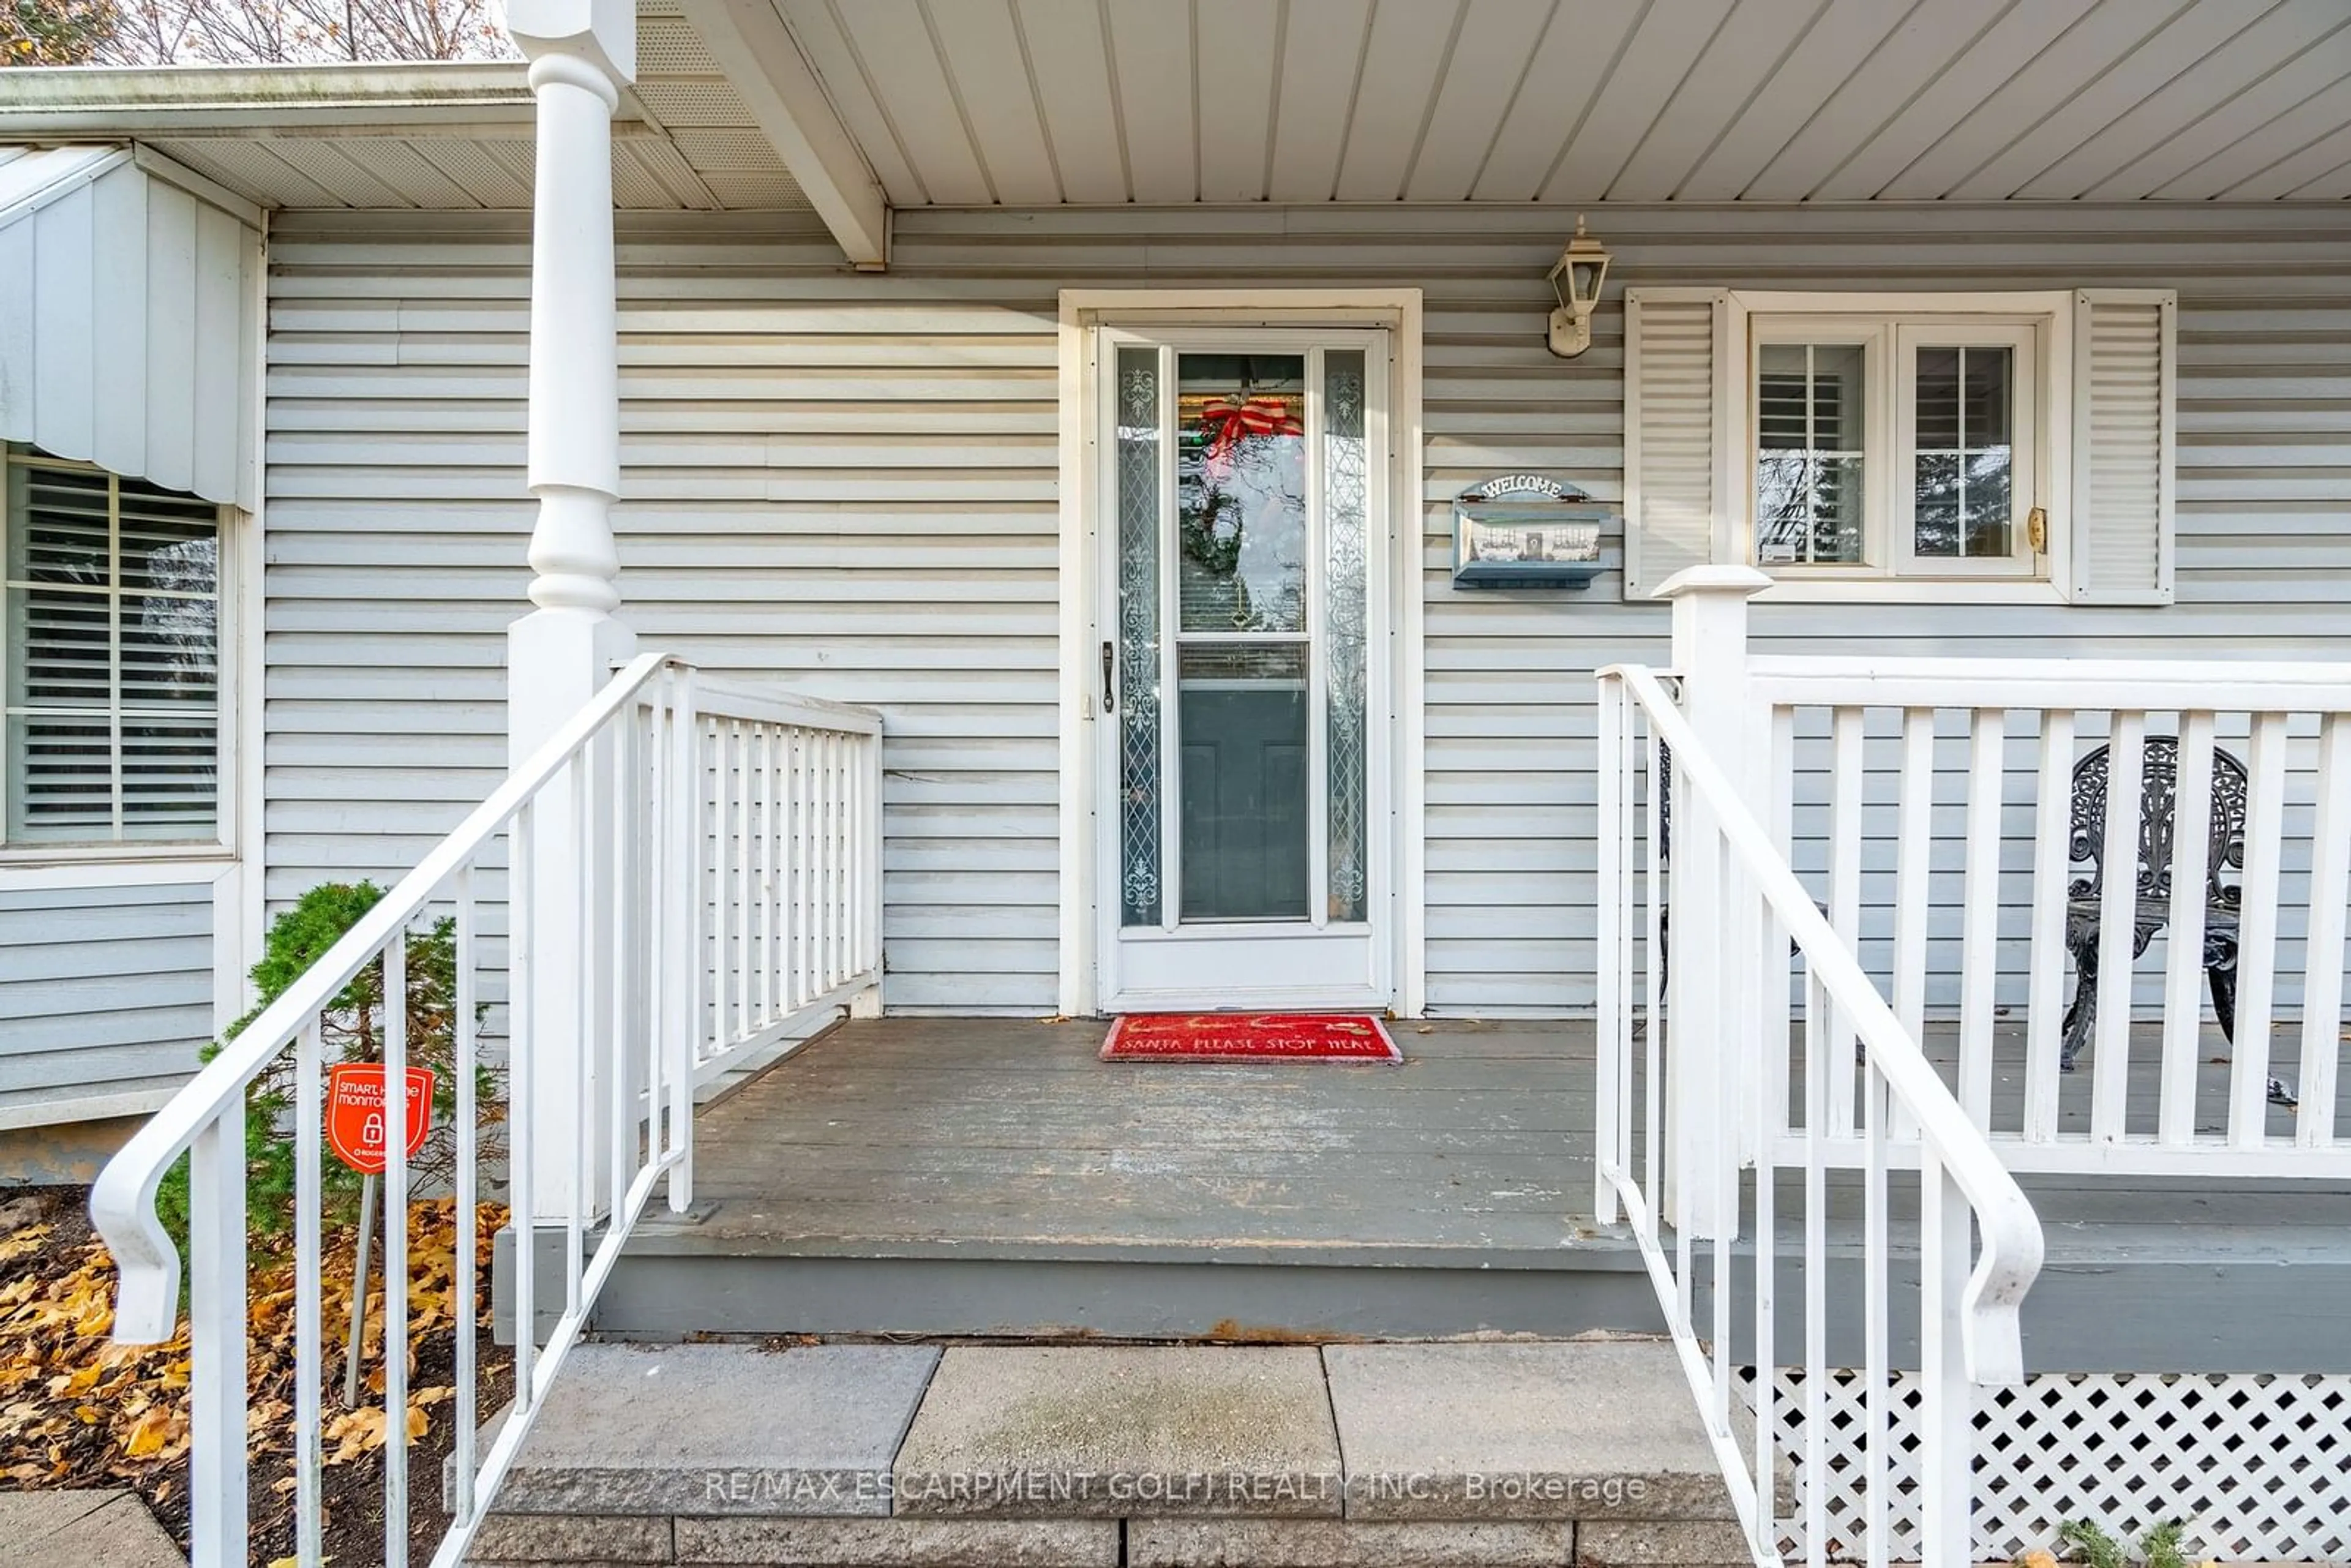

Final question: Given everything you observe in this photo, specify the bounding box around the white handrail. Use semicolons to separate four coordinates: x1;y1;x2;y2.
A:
1597;655;2047;1568
91;651;675;1343
89;652;885;1568
1609;662;2047;1381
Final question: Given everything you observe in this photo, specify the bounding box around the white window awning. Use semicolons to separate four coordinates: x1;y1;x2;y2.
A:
0;143;261;509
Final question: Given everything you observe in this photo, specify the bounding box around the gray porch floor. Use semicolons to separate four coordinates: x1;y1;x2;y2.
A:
602;1018;2351;1365
659;1018;1603;1266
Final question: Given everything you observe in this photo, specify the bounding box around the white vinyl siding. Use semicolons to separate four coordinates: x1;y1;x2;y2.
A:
0;880;213;1120
262;203;2351;1016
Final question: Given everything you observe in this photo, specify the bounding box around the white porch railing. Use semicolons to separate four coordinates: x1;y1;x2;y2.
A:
1600;569;2351;1567
1597;646;2045;1568
88;653;882;1568
1742;656;2351;1175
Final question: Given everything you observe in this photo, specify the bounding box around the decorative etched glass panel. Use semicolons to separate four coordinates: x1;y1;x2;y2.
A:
1322;351;1369;923
1755;343;1865;565
1115;347;1163;926
1176;354;1307;634
1913;345;2014;558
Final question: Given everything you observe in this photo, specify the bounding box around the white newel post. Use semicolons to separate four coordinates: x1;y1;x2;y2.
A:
506;0;637;1231
1655;565;1771;1240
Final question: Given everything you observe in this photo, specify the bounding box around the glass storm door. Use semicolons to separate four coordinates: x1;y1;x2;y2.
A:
1098;332;1390;1011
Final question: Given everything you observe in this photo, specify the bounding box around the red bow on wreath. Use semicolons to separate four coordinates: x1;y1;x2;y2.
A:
1197;393;1302;478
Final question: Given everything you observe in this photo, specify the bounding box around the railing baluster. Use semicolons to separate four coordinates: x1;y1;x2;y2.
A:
568;758;591;1313
1959;710;2004;1130
1802;970;1828;1568
762;724;778;1025
2299;712;2350;1147
714;718;733;1060
2091;711;2147;1142
1751;863;1779;1564
1595;674;1624;1223
735;719;752;1039
2023;710;2075;1144
188;1109;249;1568
1891;707;1934;1144
453;868;478;1531
383;926;409;1568
1766;704;1796;1148
511;800;537;1407
609;719;631;1230
799;728;816;1007
1829;707;1864;1141
1862;1059;1889;1568
294;1016;325;1559
1643;717;1662;1218
1918;1152;1972;1568
670;670;699;1209
2230;711;2290;1146
2160;713;2216;1147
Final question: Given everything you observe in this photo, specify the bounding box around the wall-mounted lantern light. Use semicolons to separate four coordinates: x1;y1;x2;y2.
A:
1545;215;1611;358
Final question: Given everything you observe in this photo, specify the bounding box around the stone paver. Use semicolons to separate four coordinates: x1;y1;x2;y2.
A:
466;1512;675;1561
893;1346;1343;1518
489;1342;941;1517
674;1517;1117;1565
1576;1518;1755;1566
1321;1341;1735;1521
0;1489;184;1568
1128;1518;1574;1567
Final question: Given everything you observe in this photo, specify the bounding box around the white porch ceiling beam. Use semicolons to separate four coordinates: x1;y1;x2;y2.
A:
678;0;888;268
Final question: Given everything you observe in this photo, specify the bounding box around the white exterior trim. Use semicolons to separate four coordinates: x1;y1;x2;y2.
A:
1055;288;1427;1018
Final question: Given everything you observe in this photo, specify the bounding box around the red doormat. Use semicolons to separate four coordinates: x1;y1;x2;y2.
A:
1099;1013;1402;1063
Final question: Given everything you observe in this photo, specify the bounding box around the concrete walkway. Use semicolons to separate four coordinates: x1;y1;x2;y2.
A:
0;1490;184;1568
464;1338;1749;1568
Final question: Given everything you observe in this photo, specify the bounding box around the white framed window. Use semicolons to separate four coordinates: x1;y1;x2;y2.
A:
3;445;227;852
1750;306;2045;587
1624;288;2176;606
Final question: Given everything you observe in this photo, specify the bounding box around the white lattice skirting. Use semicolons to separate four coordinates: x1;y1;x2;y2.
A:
1739;1368;2351;1562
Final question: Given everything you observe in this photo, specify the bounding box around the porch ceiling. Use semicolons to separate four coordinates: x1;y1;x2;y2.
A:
749;0;2351;206
0;61;813;212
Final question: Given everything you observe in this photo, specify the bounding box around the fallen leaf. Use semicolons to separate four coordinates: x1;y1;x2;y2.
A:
121;1406;173;1458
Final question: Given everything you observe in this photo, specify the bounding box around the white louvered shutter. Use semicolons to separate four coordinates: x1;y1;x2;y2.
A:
1623;290;1728;599
2069;290;2176;605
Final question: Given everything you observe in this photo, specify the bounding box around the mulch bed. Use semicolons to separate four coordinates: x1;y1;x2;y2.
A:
0;1185;511;1567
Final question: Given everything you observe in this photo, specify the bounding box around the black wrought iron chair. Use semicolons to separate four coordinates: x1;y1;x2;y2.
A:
2060;737;2248;1072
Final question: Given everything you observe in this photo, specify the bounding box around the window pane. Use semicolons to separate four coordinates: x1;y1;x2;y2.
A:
1913;346;2014;559
1177;354;1307;633
122;711;217;841
119;482;221;596
6;447;223;847
1322;350;1369;925
6;714;111;841
1755;343;1865;565
1114;348;1163;927
1178;643;1309;922
8;465;109;587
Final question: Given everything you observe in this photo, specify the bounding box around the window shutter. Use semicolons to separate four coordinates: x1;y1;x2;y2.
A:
2069;289;2175;605
1624;290;1729;599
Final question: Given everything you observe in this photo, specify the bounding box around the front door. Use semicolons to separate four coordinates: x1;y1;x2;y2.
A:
1096;329;1392;1011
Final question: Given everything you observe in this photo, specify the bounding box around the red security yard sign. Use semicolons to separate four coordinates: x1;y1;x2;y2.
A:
324;1063;435;1175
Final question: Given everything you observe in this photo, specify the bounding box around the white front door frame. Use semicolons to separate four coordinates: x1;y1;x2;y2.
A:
1054;288;1427;1019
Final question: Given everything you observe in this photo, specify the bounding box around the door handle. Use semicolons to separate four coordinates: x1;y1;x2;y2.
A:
1101;642;1116;713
